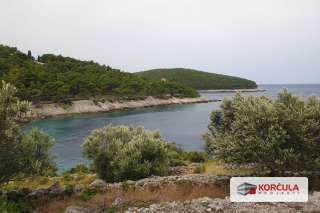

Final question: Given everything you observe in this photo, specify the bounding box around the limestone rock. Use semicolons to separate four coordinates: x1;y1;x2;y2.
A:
89;179;107;189
48;182;65;195
65;205;89;213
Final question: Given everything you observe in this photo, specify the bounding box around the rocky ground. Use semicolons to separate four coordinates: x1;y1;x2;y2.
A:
65;192;320;213
4;173;320;212
126;195;320;213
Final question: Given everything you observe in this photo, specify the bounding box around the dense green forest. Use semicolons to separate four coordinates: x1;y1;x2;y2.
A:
0;45;198;103
136;68;257;90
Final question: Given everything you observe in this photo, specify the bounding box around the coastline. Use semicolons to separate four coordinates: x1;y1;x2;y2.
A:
30;96;214;119
198;88;266;93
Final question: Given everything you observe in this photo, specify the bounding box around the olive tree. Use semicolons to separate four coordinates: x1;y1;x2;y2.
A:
0;81;56;184
22;128;57;176
203;90;320;175
82;125;170;182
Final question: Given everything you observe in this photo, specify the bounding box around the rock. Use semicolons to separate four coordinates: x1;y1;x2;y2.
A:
6;188;32;201
73;184;85;193
65;204;109;213
27;188;47;199
126;180;135;185
169;166;188;175
65;205;89;213
112;197;125;206
48;182;65;195
89;179;107;189
126;196;320;213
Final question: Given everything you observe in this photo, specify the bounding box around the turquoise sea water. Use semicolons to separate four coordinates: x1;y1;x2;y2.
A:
23;84;320;171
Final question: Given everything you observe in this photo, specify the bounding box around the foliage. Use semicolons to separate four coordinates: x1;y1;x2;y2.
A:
0;81;31;183
203;90;320;175
165;142;208;165
22;128;57;176
82;125;170;182
0;196;31;213
0;45;198;103
182;151;208;163
165;143;187;166
64;185;75;196
0;81;56;184
81;188;97;201
193;164;205;174
63;164;91;175
136;68;257;90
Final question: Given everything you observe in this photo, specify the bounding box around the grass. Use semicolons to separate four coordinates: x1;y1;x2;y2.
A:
1;174;96;191
203;160;255;176
0;161;255;213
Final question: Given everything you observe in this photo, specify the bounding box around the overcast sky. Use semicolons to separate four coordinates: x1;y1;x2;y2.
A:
1;0;319;84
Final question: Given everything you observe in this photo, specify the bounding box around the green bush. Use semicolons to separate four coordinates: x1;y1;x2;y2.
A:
82;125;170;182
0;196;31;213
166;143;187;166
63;164;91;175
64;185;75;196
22;128;57;177
182;151;208;163
203;90;320;175
193;164;205;174
81;188;96;201
0;81;56;184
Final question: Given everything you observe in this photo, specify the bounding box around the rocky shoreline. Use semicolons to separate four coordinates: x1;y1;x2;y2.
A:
30;96;213;119
199;88;266;93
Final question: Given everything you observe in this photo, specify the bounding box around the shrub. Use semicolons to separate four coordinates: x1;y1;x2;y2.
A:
0;196;31;213
64;185;75;196
193;164;205;174
81;188;96;201
0;81;56;184
63;164;91;175
203;90;320;175
182;151;208;163
121;181;130;192
164;142;186;166
22;128;57;177
82;125;170;182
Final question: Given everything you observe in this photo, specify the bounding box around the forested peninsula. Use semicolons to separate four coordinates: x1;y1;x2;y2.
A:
0;45;198;104
136;68;257;90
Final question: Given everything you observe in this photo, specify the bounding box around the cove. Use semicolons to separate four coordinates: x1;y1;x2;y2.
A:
23;84;320;171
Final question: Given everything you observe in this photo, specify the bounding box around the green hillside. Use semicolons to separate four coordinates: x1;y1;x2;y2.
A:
136;68;257;90
0;45;198;103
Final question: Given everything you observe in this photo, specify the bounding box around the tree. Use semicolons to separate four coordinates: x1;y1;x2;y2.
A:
22;128;57;176
27;50;32;59
0;81;56;184
0;44;199;103
0;81;31;183
82;125;170;182
203;90;320;175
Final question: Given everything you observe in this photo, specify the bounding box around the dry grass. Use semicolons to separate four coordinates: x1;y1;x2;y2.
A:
203;160;255;176
1;174;96;191
3;161;254;212
35;176;228;213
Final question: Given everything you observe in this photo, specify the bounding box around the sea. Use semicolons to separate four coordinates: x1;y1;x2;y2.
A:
23;84;320;171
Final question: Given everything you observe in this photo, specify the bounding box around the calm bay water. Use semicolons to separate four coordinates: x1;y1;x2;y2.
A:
23;84;320;171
